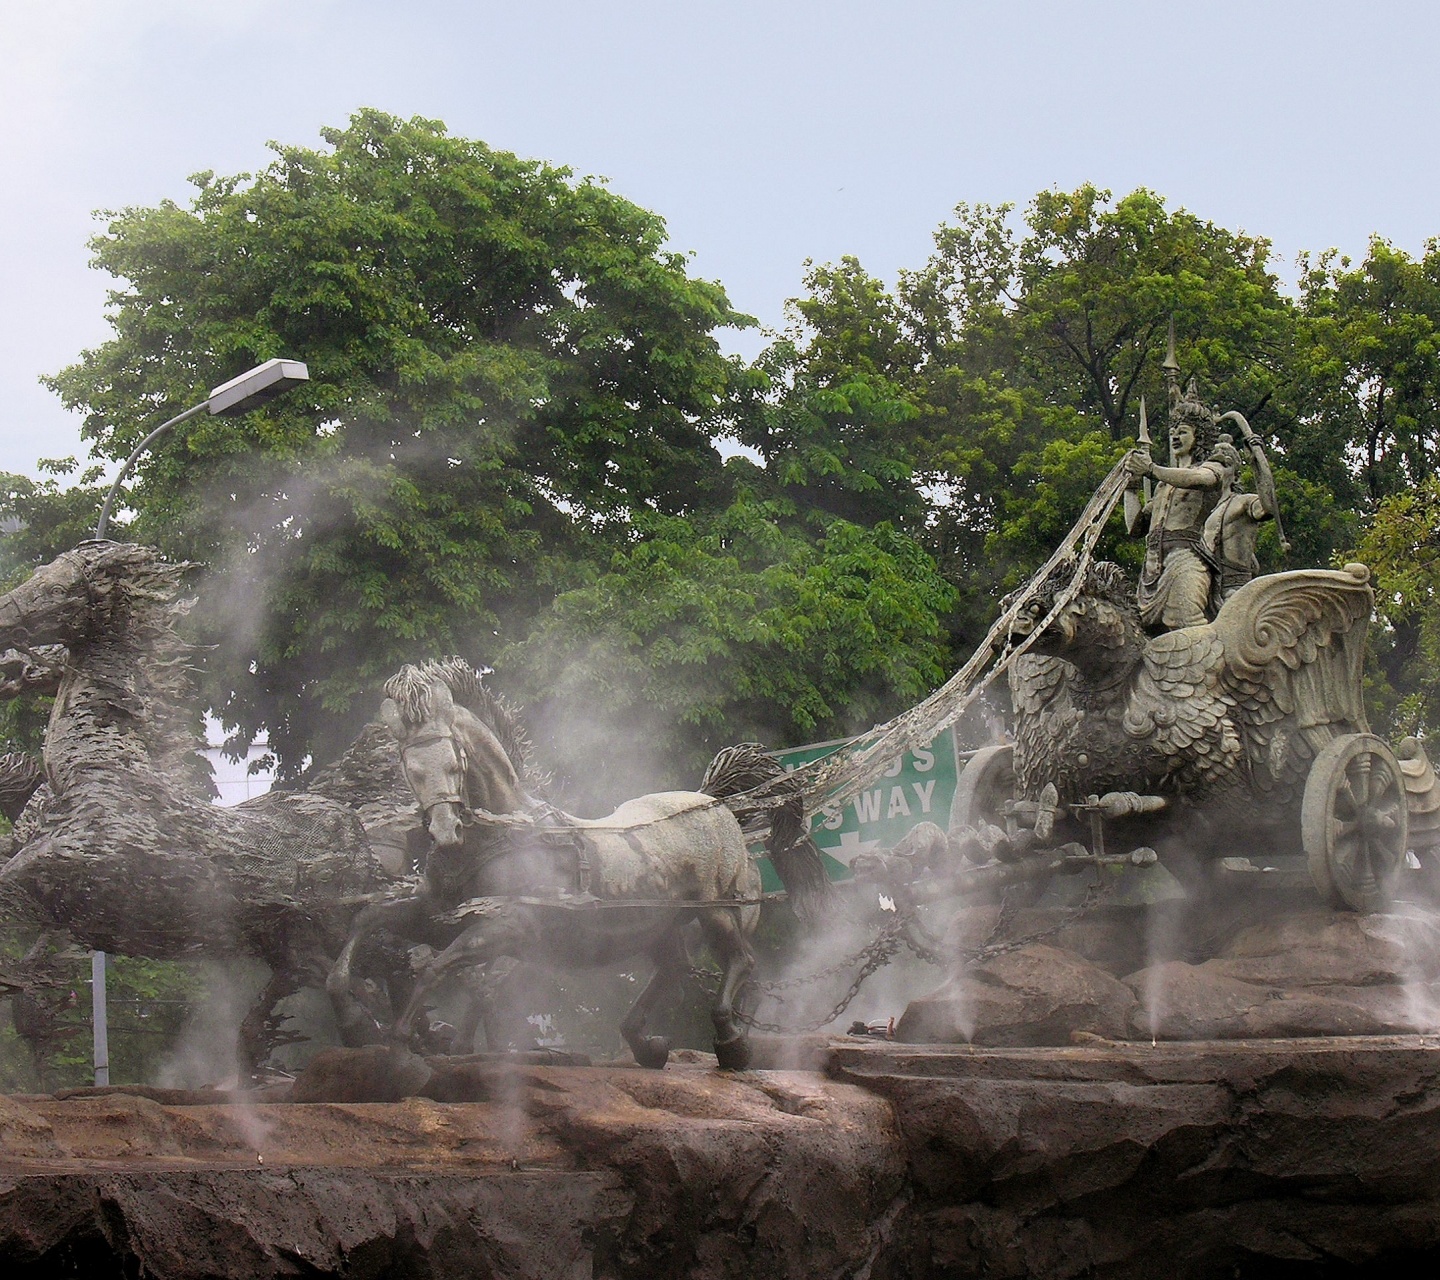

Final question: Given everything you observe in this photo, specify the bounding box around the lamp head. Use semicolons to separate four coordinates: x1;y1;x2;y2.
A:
206;358;309;417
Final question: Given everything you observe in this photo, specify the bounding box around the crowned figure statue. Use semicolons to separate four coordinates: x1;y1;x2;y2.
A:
1124;322;1285;631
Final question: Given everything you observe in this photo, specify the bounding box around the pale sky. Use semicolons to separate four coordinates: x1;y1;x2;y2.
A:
2;0;1437;479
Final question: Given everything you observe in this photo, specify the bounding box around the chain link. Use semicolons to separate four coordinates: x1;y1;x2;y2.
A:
685;877;1105;1035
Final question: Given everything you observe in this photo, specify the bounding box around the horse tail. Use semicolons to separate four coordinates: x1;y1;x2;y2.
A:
700;743;834;922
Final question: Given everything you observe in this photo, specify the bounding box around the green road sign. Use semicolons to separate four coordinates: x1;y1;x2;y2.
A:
763;728;963;885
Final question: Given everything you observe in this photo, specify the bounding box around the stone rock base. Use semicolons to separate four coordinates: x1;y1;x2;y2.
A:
829;1036;1440;1279
896;943;1137;1045
899;907;1440;1046
6;1039;1440;1277
0;1065;907;1280
1128;908;1440;1039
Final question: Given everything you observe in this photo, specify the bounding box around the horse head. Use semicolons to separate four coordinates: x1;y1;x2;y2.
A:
381;662;530;852
0;541;189;654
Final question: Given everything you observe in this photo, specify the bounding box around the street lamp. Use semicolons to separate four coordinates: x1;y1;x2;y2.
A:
87;357;307;1085
94;358;310;539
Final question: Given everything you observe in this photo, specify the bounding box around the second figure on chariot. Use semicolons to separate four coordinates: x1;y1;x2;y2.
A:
1124;322;1284;631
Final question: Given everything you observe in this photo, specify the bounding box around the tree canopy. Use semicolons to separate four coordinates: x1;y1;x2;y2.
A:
13;112;961;791
2;124;1436;797
41;111;758;772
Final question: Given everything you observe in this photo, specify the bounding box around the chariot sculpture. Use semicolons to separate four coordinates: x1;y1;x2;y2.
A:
942;336;1438;913
2;327;1438;1078
953;559;1418;911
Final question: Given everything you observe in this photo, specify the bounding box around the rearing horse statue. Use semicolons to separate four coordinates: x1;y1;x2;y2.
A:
0;542;391;1070
329;659;829;1070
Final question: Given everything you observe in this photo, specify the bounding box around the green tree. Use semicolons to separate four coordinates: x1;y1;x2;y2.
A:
503;495;957;809
731;258;927;532
1296;238;1440;503
46;110;749;774
1354;478;1440;740
763;187;1309;654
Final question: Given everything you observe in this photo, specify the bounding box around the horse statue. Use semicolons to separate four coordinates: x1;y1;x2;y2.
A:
0;541;405;1069
328;659;830;1070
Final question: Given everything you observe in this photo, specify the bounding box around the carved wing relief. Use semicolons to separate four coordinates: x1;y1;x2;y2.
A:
1008;655;1077;797
1129;629;1244;791
1212;566;1373;802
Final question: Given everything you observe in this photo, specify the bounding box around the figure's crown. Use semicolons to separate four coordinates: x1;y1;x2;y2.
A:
1169;375;1214;427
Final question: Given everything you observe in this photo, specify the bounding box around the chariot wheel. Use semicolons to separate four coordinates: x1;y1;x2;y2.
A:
951;744;1017;836
1302;733;1409;913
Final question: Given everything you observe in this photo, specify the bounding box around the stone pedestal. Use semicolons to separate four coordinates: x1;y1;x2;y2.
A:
5;1039;1440;1277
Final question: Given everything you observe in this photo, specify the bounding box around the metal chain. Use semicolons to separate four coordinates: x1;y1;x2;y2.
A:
955;878;1105;965
737;920;909;1035
685;876;1106;1036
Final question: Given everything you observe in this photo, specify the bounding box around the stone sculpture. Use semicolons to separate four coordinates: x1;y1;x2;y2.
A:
329;659;830;1069
0;541;408;1067
1201;433;1277;605
1000;558;1415;906
1126;381;1225;630
1125;323;1286;631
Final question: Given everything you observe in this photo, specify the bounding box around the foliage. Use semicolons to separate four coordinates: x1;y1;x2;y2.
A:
1295;238;1440;502
503;496;956;809
0;930;205;1092
12;149;1440;790
0;457;110;588
1354;479;1440;739
750;187;1306;655
742;187;1433;732
45;110;749;773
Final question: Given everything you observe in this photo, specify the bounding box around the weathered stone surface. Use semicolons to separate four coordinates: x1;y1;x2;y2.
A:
0;1094;62;1160
1214;908;1440;985
7;1041;1440;1276
1128;909;1440;1039
897;943;1138;1046
830;1037;1440;1279
290;1044;434;1102
0;1065;909;1279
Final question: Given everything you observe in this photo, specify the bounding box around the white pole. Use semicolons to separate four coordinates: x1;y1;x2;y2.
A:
92;950;110;1086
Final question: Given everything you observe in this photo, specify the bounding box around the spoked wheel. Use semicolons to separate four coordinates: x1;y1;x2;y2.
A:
1302;733;1409;912
951;744;1016;835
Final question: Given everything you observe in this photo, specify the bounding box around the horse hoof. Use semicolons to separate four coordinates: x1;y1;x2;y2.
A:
713;1033;752;1071
632;1036;670;1069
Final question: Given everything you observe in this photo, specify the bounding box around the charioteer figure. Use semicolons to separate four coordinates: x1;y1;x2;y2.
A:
1201;419;1285;608
1123;321;1287;630
1125;376;1224;631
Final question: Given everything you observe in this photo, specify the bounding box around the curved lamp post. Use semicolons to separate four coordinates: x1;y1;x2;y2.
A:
88;357;307;1085
94;358;310;540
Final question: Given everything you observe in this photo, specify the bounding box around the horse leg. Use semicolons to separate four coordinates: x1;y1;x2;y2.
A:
698;908;756;1070
326;894;429;1047
237;965;304;1078
467;956;528;1053
620;931;688;1069
392;920;505;1045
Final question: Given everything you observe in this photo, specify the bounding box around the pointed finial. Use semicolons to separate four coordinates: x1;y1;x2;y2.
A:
1162;314;1181;408
1162;315;1179;374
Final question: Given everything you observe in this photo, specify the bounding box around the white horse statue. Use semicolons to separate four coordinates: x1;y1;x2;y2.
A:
328;659;829;1069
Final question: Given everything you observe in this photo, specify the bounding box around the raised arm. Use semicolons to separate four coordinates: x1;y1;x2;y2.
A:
1125;449;1221;490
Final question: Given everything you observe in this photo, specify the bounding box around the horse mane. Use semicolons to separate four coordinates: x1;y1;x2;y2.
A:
700;742;833;921
1083;561;1138;615
75;540;193;618
67;541;211;792
384;657;541;786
